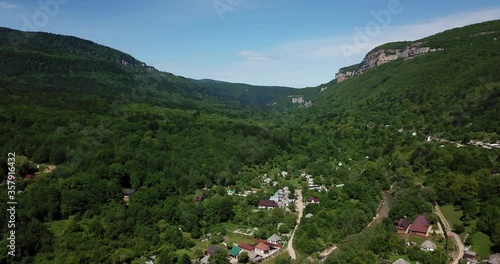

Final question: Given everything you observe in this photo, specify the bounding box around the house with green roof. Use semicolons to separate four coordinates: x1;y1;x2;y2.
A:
229;246;242;258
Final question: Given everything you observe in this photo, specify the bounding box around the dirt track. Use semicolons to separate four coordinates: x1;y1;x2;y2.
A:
434;204;464;264
286;189;303;260
368;191;394;227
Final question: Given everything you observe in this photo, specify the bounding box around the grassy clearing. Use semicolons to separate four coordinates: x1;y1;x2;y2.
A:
440;205;463;227
407;236;427;245
440;204;477;240
225;232;255;245
470;231;492;260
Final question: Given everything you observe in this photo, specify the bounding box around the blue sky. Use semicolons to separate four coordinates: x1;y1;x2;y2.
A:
1;0;500;87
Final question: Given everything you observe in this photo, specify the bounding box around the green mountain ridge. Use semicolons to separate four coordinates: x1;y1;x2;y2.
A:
281;20;499;141
0;26;296;109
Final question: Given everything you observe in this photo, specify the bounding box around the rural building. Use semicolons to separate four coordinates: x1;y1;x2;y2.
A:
267;234;281;244
420;240;436;251
248;252;263;263
238;243;254;252
194;194;204;202
395;218;410;234
254;242;270;255
205;245;223;256
407;214;430;237
488;253;500;264
463;250;478;263
258;200;277;209
392;259;410;264
306;197;321;204
229;246;241;257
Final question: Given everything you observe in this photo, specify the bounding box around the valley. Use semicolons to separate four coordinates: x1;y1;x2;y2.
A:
0;19;499;264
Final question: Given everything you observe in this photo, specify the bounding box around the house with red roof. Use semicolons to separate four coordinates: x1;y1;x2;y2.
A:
238;243;255;252
258;200;277;209
395;218;411;234
254;242;270;255
407;214;430;237
306;197;320;204
194;194;204;202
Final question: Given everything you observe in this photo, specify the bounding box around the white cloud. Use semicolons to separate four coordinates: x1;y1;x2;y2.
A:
239;50;273;62
161;7;500;87
0;1;19;9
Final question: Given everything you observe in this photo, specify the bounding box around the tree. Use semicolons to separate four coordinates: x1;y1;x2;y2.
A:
279;224;291;234
275;254;292;264
454;224;465;235
209;250;229;264
177;253;191;264
191;225;202;239
238;252;249;263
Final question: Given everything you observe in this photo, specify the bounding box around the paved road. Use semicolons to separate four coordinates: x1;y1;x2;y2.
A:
286;189;303;260
434;204;464;264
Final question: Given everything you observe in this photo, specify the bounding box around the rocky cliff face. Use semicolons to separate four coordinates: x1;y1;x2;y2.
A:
289;95;313;108
336;42;443;83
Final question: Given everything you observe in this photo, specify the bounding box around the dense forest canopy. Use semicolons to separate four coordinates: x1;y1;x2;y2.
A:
0;20;499;264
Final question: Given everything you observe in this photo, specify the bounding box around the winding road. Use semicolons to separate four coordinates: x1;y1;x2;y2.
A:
434;204;464;264
286;189;303;260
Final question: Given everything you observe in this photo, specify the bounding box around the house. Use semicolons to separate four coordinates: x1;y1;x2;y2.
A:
264;178;272;185
306;197;320;204
229;246;242;258
199;255;209;264
254;242;270;255
194;194;204;202
267;234;281;244
123;189;136;196
395;218;410;234
407;214;430;237
420;240;436;251
463;250;478;263
205;245;223;256
248;252;263;263
269;193;281;203
392;259;411;264
238;244;254;252
122;189;136;205
145;255;156;264
488;253;500;264
258;200;277;209
227;189;236;195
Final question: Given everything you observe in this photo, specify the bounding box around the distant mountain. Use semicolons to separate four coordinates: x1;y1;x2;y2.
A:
0;27;145;67
0;27;294;109
192;78;295;106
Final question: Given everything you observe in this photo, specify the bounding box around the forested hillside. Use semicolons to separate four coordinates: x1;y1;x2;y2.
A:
192;79;295;106
287;20;500;263
0;21;499;264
